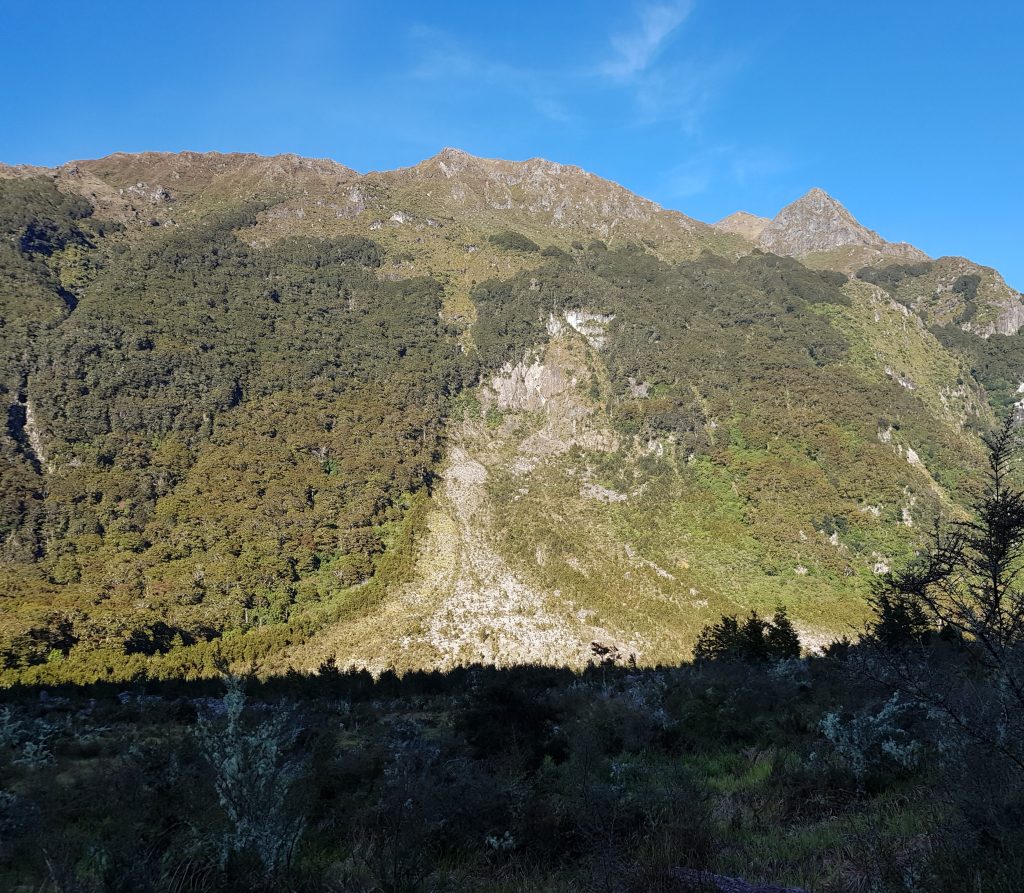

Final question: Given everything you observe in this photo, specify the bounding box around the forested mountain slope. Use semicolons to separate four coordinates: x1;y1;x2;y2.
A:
1;150;1023;682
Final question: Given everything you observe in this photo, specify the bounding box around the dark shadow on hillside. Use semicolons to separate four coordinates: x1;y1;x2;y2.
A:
0;656;831;893
0;658;690;706
3;640;1024;893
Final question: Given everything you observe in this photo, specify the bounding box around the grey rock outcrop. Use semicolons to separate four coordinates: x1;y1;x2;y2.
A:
758;188;886;255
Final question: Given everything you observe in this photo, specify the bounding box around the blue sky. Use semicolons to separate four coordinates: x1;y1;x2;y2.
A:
3;1;1022;286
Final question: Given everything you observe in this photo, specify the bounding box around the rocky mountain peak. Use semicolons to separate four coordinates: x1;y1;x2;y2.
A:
416;147;578;177
381;148;712;241
713;210;770;241
757;187;886;256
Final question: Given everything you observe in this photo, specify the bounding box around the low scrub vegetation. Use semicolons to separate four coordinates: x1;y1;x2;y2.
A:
1;637;1022;892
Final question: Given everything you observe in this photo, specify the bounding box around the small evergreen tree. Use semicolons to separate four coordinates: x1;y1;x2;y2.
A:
870;416;1024;656
694;615;743;661
694;608;801;662
765;607;802;658
867;416;1024;770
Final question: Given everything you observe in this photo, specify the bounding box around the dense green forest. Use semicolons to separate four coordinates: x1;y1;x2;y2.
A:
1;179;475;681
0;174;1014;682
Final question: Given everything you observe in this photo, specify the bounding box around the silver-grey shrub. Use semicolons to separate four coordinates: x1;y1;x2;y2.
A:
195;676;307;874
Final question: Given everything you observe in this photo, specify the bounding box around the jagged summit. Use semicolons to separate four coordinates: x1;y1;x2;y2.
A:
369;146;744;252
393;146;657;214
410;146;584;176
757;187;887;256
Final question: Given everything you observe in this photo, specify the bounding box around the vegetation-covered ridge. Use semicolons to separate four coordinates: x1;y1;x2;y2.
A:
3;150;1024;682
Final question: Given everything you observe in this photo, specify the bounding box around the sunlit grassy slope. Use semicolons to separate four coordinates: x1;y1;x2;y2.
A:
1;150;1022;681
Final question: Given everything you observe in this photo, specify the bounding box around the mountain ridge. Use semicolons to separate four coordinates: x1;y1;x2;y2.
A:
3;146;1024;681
3;147;1015;303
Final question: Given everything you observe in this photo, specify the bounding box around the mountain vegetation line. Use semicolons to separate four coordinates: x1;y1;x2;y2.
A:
2;150;1024;682
3;147;1024;890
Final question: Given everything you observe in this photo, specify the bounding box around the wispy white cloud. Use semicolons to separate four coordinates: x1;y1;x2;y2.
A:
593;2;744;133
401;4;740;138
601;1;695;80
535;97;576;125
408;25;516;83
404;26;578;130
663;145;792;199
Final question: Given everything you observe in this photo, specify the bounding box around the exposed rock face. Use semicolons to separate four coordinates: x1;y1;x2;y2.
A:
563;310;615;349
391;147;695;233
758;188;887;255
994;301;1024;335
121;181;173;204
490;358;568;412
485;339;618;461
714;210;770;241
412;445;599;669
23;399;50;473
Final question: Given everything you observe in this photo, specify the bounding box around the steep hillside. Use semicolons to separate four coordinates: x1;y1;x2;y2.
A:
854;255;1024;336
0;149;1017;682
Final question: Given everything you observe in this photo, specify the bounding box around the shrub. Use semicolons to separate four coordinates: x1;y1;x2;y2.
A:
195;676;308;875
693;608;801;662
487;230;540;252
819;693;923;783
540;244;570;259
